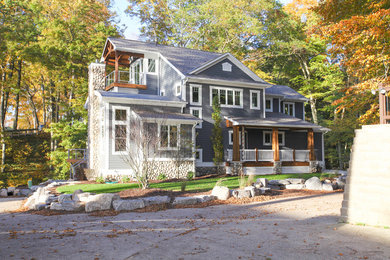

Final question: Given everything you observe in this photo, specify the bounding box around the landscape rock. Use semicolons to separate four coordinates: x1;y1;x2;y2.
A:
268;185;281;190
72;189;84;197
193;195;216;203
211;186;230;200
73;192;92;202
172;197;200;206
50;201;84;211
24;196;36;210
85;193;119;212
244;186;257;197
256;178;268;187
30;186;39;192
19;189;33;197
336;177;345;190
259;187;271;194
7;187;16;194
0;189;8;197
58;194;73;203
34;203;47;211
286;178;305;185
232;189;251;199
322;183;334;191
113;199;145;211
142;196;171;206
285;184;305;190
305;177;323;191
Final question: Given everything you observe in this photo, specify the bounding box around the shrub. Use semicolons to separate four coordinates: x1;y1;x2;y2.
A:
96;177;105;183
157;173;167;181
186;171;194;180
121;175;131;183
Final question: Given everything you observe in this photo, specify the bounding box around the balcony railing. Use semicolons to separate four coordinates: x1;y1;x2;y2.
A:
226;149;310;162
105;71;146;87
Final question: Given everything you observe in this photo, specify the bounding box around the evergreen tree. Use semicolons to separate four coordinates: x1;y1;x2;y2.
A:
211;95;224;174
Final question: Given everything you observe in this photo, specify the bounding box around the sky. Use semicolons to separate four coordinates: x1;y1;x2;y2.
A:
111;0;293;40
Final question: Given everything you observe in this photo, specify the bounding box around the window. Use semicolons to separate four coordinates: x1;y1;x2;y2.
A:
112;106;130;154
176;85;181;96
222;62;232;72
265;98;273;112
263;131;285;146
195;149;203;162
190;84;202;105
159;125;179;150
160;90;165;96
130;59;144;85
210;87;243;108
147;59;156;73
228;130;246;145
250;90;260;110
283;102;295;116
190;107;202;128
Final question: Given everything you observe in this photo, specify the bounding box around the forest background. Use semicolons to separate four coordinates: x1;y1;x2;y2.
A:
0;0;388;186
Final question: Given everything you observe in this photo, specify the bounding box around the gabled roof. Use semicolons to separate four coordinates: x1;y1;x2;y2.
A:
133;109;201;124
265;85;308;101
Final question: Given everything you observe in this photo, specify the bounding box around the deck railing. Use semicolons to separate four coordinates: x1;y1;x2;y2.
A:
226;149;310;162
105;71;146;87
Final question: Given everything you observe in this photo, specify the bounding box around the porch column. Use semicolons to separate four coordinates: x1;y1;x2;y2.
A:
232;125;240;161
272;128;279;161
308;128;315;161
114;51;119;83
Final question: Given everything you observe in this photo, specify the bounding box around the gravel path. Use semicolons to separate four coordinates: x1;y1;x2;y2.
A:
0;192;389;260
0;197;25;213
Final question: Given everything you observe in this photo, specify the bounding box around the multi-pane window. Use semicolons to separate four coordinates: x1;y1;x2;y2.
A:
263;131;285;146
211;87;242;107
250;90;260;110
265;98;273;112
190;84;202;105
113;107;129;154
160;125;179;149
283;102;294;116
190;107;202;128
176;85;181;96
147;59;156;73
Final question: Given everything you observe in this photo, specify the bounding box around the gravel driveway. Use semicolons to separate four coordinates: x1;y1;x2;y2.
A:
0;192;389;260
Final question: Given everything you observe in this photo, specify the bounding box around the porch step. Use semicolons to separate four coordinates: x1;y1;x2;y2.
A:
341;124;390;226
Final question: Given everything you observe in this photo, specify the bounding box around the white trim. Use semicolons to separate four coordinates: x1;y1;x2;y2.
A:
176;84;181;96
210;86;243;108
283;102;295;117
195;149;203;163
195;162;215;167
190;107;202;128
190;84;202;106
228;130;246;146
111;106;131;155
97;94;186;108
262;90;266;118
263;131;285;146
281;166;310;174
105;102;109;170
265;98;273;112
222;62;232;72
158;124;180;151
250;90;261;110
187;76;270;89
145;58;157;75
147;157;194;161
228;130;233;145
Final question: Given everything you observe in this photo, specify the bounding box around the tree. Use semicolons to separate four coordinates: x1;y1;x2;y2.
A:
211;95;223;174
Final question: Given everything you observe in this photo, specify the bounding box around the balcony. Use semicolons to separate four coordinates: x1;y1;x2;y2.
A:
105;70;147;91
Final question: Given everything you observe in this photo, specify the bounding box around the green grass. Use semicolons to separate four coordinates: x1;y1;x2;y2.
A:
56;173;335;194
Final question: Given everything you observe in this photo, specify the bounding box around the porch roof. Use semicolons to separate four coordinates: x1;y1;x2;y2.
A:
225;112;330;132
133;109;202;124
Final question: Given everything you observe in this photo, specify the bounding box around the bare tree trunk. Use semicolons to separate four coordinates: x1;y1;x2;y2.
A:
309;96;318;125
26;85;39;128
337;141;343;170
13;60;22;130
41;76;46;126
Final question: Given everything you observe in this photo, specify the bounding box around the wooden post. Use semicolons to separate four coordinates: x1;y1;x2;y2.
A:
308;129;315;161
233;125;240;161
293;149;296;162
114;51;119;83
272;128;279;161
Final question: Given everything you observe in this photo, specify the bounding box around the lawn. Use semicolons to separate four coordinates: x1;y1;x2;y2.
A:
56;173;337;194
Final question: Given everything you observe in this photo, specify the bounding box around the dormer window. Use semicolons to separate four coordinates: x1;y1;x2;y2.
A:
222;62;232;72
147;58;156;73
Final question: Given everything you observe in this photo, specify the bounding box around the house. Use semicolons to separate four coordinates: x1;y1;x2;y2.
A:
86;37;328;180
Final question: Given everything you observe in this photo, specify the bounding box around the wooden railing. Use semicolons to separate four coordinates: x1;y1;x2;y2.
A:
226;149;309;162
105;70;146;87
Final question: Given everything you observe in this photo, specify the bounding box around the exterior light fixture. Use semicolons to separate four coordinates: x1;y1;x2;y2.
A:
371;89;376;95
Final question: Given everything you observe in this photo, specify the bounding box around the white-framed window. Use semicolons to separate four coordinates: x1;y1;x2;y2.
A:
176;85;181;96
228;130;247;145
146;58;156;74
265;98;273;112
190;107;202;128
283;102;295;116
263;131;285;146
112;106;130;155
159;124;180;150
210;86;243;108
195;149;203;162
222;62;232;72
190;84;202;105
250;90;260;110
130;59;144;85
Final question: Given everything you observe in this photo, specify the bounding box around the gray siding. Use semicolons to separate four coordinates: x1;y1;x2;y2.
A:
186;83;265;162
196;58;255;82
272;98;279;112
139;74;158;95
159;58;182;97
295;102;304;120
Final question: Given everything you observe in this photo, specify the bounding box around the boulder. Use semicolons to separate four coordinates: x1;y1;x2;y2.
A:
268;185;281;190
85;193;119;212
285;184;305;190
58;194;73;203
232;189;251;199
19;189;33;197
72;189;84;197
193;195;216;203
73;192;92;202
113;199;145;211
336;177;345;190
211;186;230;200
7;187;16;194
24;196;36;210
13;189;20;196
285;178;305;185
34;203;47;211
322;183;334;191
50;201;84;211
30;186;39;192
244;186;257;197
305;177;323;191
256;178;268;187
0;188;7;197
142;196;171;206
259;187;271;194
172;197;200;206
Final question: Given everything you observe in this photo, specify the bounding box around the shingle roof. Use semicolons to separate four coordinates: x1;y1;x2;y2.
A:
98;90;184;103
226;112;329;132
107;38;223;76
133;109;201;122
265;85;308;101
